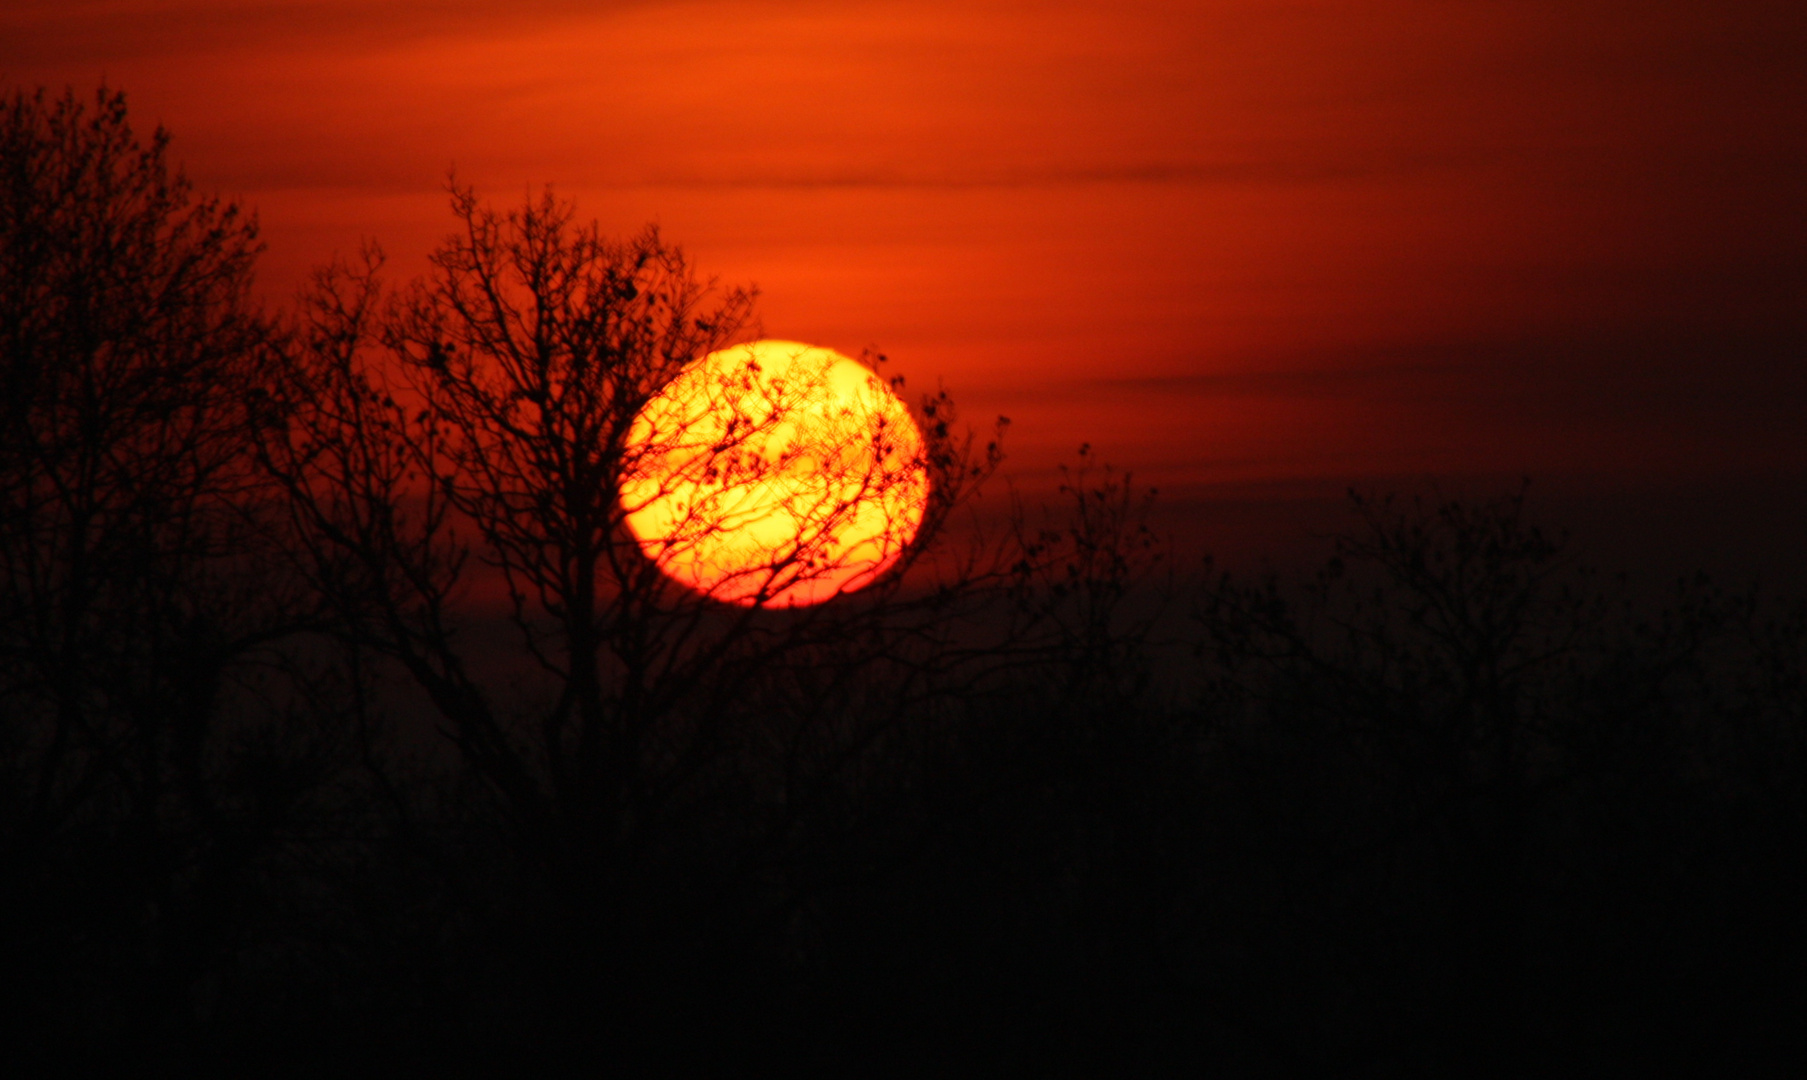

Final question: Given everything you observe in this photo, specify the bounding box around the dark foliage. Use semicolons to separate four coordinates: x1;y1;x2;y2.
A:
2;88;1801;1076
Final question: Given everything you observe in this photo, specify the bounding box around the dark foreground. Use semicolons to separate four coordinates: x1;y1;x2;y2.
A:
6;493;1803;1078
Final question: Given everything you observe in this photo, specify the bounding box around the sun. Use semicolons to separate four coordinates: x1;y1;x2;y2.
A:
620;340;929;606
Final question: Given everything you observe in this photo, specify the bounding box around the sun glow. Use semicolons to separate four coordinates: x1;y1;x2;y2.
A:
620;340;929;606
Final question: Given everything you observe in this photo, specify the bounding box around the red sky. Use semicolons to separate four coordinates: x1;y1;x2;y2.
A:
6;0;1804;573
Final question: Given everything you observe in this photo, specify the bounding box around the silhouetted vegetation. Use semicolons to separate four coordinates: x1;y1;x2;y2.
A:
3;87;1801;1075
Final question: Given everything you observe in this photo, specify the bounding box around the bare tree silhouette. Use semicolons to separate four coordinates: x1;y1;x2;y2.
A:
255;186;1026;1038
1189;486;1807;1075
0;85;345;1064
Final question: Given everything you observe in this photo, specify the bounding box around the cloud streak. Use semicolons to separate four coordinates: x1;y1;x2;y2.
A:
5;0;1803;510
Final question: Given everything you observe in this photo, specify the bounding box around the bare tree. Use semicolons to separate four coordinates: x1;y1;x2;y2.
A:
0;85;343;1061
1190;486;1654;1074
259;186;1013;907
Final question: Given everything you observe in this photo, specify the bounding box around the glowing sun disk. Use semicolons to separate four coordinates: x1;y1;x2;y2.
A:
621;340;928;606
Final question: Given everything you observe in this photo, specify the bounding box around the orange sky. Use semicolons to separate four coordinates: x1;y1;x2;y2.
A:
6;0;1804;571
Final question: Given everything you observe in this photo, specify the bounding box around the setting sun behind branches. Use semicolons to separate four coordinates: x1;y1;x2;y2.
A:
621;340;928;607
